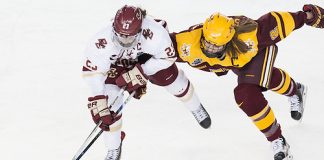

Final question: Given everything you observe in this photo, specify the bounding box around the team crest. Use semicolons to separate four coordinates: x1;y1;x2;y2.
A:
107;68;118;78
191;58;202;66
142;29;153;39
181;43;191;57
244;39;255;52
95;38;107;49
270;26;279;40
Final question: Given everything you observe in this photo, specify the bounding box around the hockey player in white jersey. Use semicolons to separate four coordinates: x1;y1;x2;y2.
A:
82;5;211;160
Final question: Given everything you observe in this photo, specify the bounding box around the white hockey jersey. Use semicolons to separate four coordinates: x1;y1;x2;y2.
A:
82;17;176;96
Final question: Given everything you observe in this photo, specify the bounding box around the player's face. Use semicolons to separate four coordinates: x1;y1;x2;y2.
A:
113;29;140;48
200;36;226;59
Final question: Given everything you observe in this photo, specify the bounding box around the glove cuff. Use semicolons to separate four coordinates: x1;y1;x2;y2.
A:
88;95;107;101
88;95;108;112
135;64;148;79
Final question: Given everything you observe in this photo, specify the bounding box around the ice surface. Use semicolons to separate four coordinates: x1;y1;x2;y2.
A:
0;0;323;159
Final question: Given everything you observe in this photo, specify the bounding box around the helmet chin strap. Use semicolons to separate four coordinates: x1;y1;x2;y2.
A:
216;51;226;60
204;50;226;60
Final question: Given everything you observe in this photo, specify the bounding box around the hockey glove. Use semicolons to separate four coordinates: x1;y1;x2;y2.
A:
303;4;324;28
88;95;121;131
116;64;148;93
133;86;147;99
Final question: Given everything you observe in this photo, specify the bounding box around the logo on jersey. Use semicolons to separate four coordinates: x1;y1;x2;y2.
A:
84;59;97;71
180;44;191;57
191;58;202;66
107;68;118;78
270;26;279;40
142;28;153;40
118;49;136;59
114;59;137;68
95;38;107;49
165;46;175;58
244;39;255;52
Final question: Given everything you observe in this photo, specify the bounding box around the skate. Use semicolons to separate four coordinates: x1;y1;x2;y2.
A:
271;136;293;160
191;104;211;129
288;82;307;121
105;131;125;160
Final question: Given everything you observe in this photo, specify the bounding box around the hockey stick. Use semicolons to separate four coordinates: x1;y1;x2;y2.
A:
73;124;103;160
73;87;126;159
72;90;134;160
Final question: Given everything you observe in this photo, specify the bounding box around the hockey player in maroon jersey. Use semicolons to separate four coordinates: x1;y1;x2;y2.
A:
171;4;323;160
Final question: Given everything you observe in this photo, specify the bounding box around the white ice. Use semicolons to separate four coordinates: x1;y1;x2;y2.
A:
0;0;323;160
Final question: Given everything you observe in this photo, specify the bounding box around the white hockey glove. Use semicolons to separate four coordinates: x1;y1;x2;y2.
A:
116;64;148;93
87;95;121;131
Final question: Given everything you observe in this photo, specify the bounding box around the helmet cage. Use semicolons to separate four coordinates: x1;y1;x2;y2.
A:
112;28;141;48
200;34;226;59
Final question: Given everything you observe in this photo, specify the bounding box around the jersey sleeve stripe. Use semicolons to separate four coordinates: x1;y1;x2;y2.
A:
276;12;295;37
270;12;285;39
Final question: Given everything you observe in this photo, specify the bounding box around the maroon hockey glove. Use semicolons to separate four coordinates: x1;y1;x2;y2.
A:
303;4;324;28
116;64;148;92
88;95;121;131
133;86;147;99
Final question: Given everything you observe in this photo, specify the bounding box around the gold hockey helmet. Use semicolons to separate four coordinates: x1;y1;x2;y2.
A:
202;12;235;46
